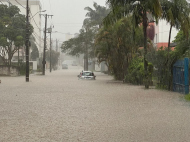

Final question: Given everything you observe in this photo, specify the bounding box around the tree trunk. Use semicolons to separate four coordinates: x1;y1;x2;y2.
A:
83;55;86;71
166;25;173;90
18;47;19;66
168;24;172;50
143;10;149;89
85;44;88;71
8;55;11;75
85;28;89;71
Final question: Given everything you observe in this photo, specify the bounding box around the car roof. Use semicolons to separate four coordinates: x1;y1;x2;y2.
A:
83;71;93;73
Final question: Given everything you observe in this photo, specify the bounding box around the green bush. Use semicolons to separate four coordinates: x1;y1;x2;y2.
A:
125;57;153;85
19;62;26;75
185;94;190;101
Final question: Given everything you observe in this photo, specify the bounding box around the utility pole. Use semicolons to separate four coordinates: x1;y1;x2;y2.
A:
48;27;52;72
25;0;30;82
41;14;53;75
56;39;61;68
56;39;58;52
42;14;47;75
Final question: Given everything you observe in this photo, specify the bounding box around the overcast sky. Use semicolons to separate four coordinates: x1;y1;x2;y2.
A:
40;0;107;42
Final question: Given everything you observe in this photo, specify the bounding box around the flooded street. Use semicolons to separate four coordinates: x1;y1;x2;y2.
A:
1;66;190;142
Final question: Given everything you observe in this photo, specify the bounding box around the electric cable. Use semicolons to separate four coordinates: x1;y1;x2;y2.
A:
15;0;26;9
31;33;42;48
29;11;41;30
6;0;12;5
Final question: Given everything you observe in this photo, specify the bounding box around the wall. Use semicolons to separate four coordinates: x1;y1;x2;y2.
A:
0;66;19;76
156;20;179;48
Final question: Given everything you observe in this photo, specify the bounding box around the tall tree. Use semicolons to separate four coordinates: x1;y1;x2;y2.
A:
0;4;33;69
61;27;95;71
105;0;162;88
95;16;143;80
84;3;110;70
161;0;190;49
84;2;110;28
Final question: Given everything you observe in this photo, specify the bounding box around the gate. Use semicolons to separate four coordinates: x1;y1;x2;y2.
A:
173;58;189;94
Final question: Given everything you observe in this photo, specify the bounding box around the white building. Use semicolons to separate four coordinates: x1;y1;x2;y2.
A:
154;20;178;48
65;33;74;41
1;0;43;58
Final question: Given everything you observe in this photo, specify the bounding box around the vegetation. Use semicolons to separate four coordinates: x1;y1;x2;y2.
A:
105;0;162;89
161;0;190;48
95;17;144;80
0;4;34;75
0;4;33;65
61;3;110;71
60;1;190;92
185;94;190;101
46;50;60;70
146;29;190;90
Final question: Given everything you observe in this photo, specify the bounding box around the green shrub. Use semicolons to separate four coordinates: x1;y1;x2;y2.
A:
124;57;153;85
19;62;26;75
185;94;190;101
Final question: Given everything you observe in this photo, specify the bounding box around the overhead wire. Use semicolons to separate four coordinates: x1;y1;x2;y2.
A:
0;0;12;5
6;0;12;5
15;0;26;9
32;33;43;48
29;11;41;30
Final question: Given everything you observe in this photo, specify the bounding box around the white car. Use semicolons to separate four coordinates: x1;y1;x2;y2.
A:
62;64;68;69
78;71;96;80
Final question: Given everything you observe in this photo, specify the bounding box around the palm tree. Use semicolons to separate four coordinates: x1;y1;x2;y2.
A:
82;19;91;71
95;16;143;80
84;2;110;28
105;0;162;88
161;0;190;49
84;3;110;71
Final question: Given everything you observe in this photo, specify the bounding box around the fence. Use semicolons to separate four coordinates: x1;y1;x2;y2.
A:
173;58;189;94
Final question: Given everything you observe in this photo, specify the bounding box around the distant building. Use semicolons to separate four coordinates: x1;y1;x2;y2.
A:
146;13;179;49
74;33;79;38
65;33;74;41
154;20;178;49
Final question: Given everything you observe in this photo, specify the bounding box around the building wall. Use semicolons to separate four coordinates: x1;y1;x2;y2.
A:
154;19;179;48
0;65;19;76
30;4;43;55
65;33;74;41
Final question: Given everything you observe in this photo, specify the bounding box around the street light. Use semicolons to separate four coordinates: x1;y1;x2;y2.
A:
30;10;46;19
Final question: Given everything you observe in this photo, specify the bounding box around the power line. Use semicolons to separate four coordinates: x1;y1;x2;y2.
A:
0;0;12;5
6;0;12;5
32;33;43;48
29;11;41;30
15;0;26;9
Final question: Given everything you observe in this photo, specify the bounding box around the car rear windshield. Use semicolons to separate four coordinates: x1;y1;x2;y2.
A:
82;72;94;76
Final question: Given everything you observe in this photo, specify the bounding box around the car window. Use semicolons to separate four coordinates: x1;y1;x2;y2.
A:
83;72;92;76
